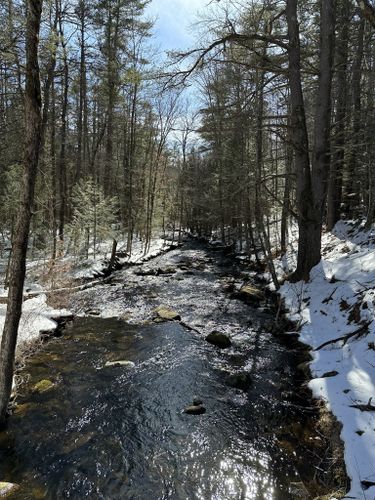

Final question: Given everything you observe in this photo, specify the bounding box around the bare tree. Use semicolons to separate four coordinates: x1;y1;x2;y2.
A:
0;0;43;426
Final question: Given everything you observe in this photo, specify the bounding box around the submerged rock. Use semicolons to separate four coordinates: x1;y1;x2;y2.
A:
154;306;181;321
205;331;231;349
0;482;20;497
104;360;135;368
184;404;206;415
62;432;95;454
32;379;54;393
226;372;252;390
192;396;203;406
156;267;176;275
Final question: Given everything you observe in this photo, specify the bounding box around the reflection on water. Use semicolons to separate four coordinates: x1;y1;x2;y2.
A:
0;316;303;499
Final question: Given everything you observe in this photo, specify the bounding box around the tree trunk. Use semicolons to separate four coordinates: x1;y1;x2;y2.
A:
57;11;68;246
76;0;88;181
287;0;335;281
0;0;43;426
327;0;350;230
311;0;336;234
345;18;365;216
286;0;315;281
281;103;293;253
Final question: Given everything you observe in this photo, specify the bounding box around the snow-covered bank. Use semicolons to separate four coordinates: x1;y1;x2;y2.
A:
0;294;71;356
72;237;177;279
0;236;177;356
276;221;375;500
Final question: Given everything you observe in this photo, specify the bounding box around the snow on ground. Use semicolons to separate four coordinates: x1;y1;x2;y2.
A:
72;237;175;279
0;235;176;355
0;295;70;355
276;221;375;500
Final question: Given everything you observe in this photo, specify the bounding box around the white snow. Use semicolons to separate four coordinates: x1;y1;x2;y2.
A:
72;237;175;279
0;294;71;356
277;221;375;499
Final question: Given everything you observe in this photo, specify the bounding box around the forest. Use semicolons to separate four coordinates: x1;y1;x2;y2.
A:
0;0;375;498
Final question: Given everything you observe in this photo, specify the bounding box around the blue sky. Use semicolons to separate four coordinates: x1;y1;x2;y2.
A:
146;0;204;52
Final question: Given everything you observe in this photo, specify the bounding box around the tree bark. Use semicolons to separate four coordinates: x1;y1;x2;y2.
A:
0;0;43;426
287;0;335;281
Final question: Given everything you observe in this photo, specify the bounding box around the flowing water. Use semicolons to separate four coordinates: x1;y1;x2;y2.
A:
0;241;316;499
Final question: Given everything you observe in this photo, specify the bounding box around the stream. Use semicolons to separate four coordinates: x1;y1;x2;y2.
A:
0;241;322;499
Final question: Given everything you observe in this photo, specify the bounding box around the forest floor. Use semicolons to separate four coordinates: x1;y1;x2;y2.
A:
272;220;375;500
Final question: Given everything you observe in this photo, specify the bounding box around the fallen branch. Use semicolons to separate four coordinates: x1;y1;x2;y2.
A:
179;321;202;335
315;321;372;350
322;287;338;304
350;397;375;412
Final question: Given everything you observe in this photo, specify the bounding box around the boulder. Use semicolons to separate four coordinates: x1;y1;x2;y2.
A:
184;404;206;415
104;360;135;368
226;372;252;391
154;306;181;321
205;331;231;349
0;482;20;497
32;379;54;393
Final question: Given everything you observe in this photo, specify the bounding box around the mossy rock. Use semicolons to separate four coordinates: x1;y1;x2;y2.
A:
238;285;264;302
154;306;181;321
32;379;54;393
104;360;135;368
184;404;206;415
0;482;20;497
13;402;35;416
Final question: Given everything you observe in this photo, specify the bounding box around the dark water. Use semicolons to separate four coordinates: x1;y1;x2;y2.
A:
0;244;313;499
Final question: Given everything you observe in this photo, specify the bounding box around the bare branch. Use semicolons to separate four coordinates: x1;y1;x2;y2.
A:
356;0;375;27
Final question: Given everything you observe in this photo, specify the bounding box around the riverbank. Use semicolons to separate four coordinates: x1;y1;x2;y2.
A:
0;236;175;359
273;221;375;500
